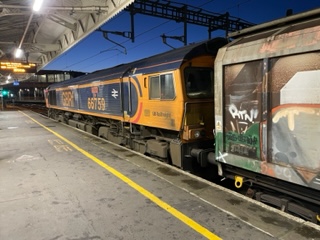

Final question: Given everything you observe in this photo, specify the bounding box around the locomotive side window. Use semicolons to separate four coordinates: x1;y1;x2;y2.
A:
160;74;175;99
149;76;160;98
184;67;213;98
149;73;175;100
48;90;57;105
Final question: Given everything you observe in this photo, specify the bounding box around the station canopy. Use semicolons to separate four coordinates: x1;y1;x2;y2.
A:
0;0;134;84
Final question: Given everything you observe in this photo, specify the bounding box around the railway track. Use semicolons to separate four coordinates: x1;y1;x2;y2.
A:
5;102;48;116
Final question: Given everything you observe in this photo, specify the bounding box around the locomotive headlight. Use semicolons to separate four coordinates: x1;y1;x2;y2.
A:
186;128;206;140
194;130;201;138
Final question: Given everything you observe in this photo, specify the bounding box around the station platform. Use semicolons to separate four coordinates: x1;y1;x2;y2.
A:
1;110;319;240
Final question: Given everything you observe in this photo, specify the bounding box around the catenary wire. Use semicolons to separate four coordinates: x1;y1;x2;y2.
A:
61;0;253;71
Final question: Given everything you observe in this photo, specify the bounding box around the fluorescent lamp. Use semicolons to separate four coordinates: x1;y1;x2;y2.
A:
15;48;23;58
33;0;44;12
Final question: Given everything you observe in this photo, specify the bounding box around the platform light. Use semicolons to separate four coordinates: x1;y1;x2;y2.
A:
15;48;23;58
33;0;44;12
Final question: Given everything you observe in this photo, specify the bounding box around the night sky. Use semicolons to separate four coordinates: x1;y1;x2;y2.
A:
44;0;320;73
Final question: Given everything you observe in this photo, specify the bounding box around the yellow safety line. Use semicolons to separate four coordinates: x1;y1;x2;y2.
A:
21;111;221;240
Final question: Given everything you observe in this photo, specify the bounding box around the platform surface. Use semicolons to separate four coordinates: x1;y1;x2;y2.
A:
1;110;319;240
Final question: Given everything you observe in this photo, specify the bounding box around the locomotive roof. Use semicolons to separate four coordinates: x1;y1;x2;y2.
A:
47;37;227;90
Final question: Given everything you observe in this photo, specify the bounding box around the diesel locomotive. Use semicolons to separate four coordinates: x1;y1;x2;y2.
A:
45;37;228;169
45;9;320;223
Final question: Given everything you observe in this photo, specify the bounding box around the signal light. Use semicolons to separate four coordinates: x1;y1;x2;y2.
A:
2;90;8;96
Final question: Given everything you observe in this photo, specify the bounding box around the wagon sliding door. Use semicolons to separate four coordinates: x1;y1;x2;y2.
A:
268;53;320;189
222;60;264;171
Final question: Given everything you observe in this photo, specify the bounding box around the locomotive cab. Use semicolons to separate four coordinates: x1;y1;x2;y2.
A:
183;65;214;141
